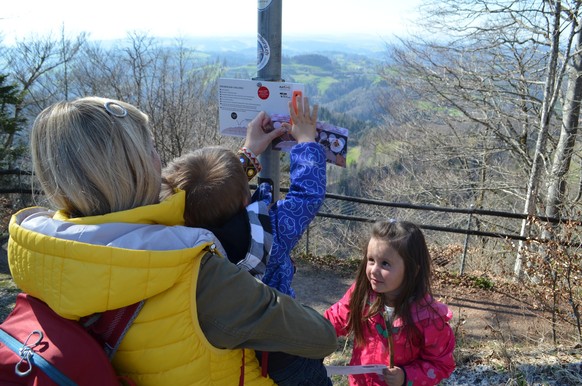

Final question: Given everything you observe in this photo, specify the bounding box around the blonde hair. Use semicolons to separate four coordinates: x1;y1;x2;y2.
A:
31;97;161;217
161;146;250;228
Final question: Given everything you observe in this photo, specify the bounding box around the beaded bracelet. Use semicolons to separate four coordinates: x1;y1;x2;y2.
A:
237;147;262;180
241;147;262;172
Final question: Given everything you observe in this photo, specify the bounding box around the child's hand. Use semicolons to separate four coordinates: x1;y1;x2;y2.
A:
243;111;287;156
381;366;405;386
284;96;318;143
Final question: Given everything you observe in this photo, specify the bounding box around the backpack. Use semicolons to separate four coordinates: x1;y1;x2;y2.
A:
0;293;142;386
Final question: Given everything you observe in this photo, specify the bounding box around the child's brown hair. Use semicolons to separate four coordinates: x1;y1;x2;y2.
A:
160;146;250;228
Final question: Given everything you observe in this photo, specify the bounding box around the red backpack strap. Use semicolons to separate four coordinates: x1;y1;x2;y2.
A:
261;351;269;377
239;349;245;386
81;301;145;359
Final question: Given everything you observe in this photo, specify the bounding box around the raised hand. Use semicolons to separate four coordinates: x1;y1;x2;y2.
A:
284;96;319;144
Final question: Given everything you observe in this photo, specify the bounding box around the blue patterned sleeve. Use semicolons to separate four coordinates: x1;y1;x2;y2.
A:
262;142;326;296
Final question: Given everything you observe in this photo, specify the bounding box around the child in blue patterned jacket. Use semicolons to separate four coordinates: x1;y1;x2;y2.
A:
160;96;331;386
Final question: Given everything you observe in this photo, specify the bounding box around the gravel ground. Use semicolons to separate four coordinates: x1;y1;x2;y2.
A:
443;360;582;386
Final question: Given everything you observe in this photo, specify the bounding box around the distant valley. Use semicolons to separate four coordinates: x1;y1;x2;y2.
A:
175;35;392;139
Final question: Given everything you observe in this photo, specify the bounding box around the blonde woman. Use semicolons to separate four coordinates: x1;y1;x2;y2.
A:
8;97;337;385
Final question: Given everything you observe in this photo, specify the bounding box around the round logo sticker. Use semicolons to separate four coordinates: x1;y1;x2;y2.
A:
257;33;270;71
258;86;270;100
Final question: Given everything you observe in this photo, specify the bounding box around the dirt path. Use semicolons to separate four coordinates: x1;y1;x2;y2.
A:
293;259;353;313
293;258;542;342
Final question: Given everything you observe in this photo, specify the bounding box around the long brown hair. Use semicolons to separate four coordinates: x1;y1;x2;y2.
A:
347;220;433;347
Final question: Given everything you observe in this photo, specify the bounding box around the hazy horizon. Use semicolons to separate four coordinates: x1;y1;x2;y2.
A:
1;0;420;46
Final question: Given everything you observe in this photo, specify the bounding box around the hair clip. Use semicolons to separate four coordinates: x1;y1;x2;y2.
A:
388;218;397;223
103;101;128;118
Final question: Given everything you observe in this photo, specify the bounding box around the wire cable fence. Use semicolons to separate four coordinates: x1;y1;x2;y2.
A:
288;190;582;278
2;170;581;278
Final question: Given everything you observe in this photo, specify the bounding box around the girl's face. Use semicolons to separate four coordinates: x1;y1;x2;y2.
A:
365;237;406;306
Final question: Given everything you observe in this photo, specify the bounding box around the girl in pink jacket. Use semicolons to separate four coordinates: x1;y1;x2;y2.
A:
324;220;456;386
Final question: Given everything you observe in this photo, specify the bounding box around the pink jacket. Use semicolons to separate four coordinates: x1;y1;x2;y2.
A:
324;284;456;386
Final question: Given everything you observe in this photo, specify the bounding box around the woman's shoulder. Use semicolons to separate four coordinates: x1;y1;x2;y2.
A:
13;204;217;252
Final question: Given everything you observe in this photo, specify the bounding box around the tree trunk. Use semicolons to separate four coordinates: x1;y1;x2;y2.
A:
544;15;582;224
514;1;564;279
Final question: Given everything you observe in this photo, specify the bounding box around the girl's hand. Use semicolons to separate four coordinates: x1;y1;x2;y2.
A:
282;96;318;143
381;366;405;386
243;111;287;156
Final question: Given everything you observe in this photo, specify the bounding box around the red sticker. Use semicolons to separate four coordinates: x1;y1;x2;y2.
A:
257;86;270;100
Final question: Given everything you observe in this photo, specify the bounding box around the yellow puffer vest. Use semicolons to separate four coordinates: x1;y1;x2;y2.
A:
8;191;275;385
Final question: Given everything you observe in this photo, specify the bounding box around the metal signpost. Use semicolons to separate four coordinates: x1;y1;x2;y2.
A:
256;0;282;200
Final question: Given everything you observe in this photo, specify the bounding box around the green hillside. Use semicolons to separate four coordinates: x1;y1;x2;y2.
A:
224;51;385;128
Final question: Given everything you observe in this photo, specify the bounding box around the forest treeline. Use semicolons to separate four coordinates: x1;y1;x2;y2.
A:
1;0;582;284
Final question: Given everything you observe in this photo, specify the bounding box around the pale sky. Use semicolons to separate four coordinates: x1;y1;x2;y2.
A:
1;0;421;45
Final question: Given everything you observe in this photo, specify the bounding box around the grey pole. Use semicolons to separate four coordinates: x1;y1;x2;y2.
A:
459;205;474;275
256;0;282;201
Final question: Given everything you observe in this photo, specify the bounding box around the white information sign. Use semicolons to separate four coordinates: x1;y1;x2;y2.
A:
218;78;304;137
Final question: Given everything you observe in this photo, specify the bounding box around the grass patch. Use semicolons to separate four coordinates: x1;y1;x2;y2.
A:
315;77;340;95
435;270;496;291
0;272;18;322
346;145;361;166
